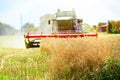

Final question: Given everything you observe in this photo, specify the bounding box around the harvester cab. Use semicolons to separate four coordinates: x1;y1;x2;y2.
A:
48;9;78;33
24;9;98;48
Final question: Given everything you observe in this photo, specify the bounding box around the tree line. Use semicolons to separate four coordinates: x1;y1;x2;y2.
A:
0;14;53;35
0;22;39;35
0;22;16;35
96;20;120;34
21;23;39;33
0;19;120;35
107;20;120;33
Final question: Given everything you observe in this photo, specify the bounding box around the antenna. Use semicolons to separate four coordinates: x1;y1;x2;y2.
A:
20;14;23;32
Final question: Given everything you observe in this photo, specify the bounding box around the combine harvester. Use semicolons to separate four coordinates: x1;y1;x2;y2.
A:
24;9;98;48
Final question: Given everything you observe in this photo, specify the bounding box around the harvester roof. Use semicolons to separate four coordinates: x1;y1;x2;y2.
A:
56;9;76;18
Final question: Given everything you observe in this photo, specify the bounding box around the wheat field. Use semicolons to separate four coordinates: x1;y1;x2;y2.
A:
40;36;120;80
0;35;120;80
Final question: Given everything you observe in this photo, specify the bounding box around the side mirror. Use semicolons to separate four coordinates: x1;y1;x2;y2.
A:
48;20;51;25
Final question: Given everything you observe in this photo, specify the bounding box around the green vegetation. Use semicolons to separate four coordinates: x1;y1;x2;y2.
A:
21;23;39;33
0;21;40;35
108;20;120;33
99;33;120;38
0;48;49;80
83;23;93;32
0;22;16;35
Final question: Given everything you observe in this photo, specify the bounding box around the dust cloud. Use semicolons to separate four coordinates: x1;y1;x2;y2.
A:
0;35;25;49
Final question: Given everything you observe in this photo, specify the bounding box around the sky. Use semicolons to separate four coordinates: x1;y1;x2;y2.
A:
0;0;120;30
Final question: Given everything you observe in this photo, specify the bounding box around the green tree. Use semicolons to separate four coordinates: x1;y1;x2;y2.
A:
108;20;117;33
116;20;120;33
21;23;37;33
83;23;93;32
0;22;16;35
98;22;106;26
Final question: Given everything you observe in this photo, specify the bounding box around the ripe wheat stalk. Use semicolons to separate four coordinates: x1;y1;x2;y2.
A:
40;37;120;79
